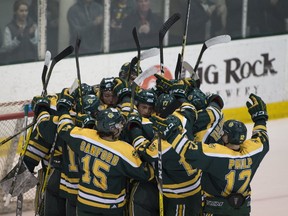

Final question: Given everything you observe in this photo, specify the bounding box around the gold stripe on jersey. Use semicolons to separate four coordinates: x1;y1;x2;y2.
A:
61;172;80;183
175;204;185;216
28;139;49;153
163;182;201;198
70;128;143;168
79;185;126;199
202;139;264;158
142;117;152;124
78;185;126;208
25;151;41;162
78;195;126;209
173;112;187;134
58;114;74;132
164;170;202;189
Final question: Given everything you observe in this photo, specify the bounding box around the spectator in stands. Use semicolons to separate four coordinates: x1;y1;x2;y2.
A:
210;0;227;37
119;0;163;50
67;0;104;54
110;0;135;51
187;0;215;43
1;0;38;64
249;0;288;37
29;0;60;56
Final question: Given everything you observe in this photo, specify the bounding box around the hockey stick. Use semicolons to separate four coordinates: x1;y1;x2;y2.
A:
42;45;74;96
193;35;231;87
158;13;181;216
15;104;29;216
182;61;200;81
129;66;159;111
75;37;84;114
159;13;181;75
42;51;52;91
35;133;58;216
175;0;191;80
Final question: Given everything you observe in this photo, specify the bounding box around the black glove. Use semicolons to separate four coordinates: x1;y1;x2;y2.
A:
154;74;173;94
246;93;268;123
57;88;75;111
150;114;183;140
187;88;207;110
126;112;142;130
75;113;95;128
31;95;50;117
169;80;189;99
113;77;131;103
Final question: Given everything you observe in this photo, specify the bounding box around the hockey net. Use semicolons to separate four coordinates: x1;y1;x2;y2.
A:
0;100;38;214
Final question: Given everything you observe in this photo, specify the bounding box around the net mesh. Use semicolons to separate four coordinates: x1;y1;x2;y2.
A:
0;100;37;214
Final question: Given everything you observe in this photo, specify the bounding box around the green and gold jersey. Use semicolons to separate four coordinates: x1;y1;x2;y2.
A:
193;105;223;143
57;113;154;214
171;122;269;198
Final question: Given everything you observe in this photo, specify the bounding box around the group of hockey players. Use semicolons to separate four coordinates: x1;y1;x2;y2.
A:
18;58;269;216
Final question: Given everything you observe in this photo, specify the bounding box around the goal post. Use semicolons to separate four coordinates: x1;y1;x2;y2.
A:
0;100;36;214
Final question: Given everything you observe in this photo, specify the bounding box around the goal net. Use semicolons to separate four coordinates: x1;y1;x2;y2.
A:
0;100;37;214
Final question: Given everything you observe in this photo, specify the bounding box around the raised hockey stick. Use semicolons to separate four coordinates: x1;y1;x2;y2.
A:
42;45;74;96
75;37;84;114
182;61;200;81
159;13;181;75
15;104;29;216
129;66;159;111
175;0;191;80
42;51;52;90
193;35;231;87
158;13;181;216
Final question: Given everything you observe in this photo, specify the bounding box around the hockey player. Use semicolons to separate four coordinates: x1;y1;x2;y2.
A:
150;93;269;215
56;88;154;216
59;94;100;216
24;94;66;216
125;89;159;216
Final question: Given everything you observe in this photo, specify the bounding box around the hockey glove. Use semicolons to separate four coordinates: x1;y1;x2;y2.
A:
246;93;268;123
169;80;189;100
113;77;131;103
154;74;173;94
57;88;75;112
183;77;198;89
126;112;142;130
150;114;183;140
206;93;224;109
31;95;50;117
187;88;207;110
75;113;95;129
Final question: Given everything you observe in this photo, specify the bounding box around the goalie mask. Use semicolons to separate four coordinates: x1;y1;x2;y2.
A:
95;108;126;137
223;120;247;145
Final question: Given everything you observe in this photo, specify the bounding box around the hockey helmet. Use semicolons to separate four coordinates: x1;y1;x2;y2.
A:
223;120;247;145
95;108;125;134
119;62;142;80
100;77;115;92
135;89;157;106
154;93;181;118
76;94;100;118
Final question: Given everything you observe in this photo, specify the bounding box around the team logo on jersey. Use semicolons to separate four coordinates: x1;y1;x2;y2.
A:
208;144;216;148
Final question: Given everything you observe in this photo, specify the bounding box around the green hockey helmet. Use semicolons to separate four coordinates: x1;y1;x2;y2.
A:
119;62;142;80
135;89;157;106
223;120;247;145
95;108;125;135
154;93;181;118
76;94;100;118
100;77;115;92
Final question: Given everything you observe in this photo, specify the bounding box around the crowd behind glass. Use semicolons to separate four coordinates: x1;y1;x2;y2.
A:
0;0;287;65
